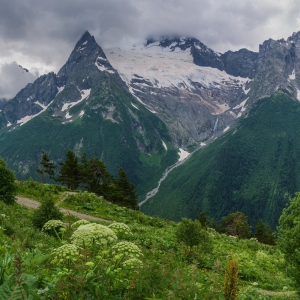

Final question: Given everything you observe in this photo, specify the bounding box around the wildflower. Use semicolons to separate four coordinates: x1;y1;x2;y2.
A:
108;222;133;239
122;258;143;270
71;219;90;230
51;244;80;266
71;223;117;248
111;241;143;261
42;220;65;232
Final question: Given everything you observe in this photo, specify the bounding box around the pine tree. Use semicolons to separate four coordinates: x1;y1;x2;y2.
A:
255;219;275;245
57;150;80;190
109;167;139;210
210;218;218;231
199;211;209;228
87;157;112;195
36;151;56;183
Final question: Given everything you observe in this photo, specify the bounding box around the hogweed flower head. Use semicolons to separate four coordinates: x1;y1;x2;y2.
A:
111;241;143;261
71;219;90;230
108;222;133;239
122;257;143;271
51;244;80;266
71;223;117;249
43;220;65;231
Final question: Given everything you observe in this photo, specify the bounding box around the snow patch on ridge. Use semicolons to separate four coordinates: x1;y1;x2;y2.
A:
162;141;167;150
17;99;54;126
65;112;72;119
223;125;230;133
57;86;65;94
61;88;90;111
289;69;296;80
95;57;115;73
297;89;300;101
233;98;248;113
178;148;189;161
131;103;139;110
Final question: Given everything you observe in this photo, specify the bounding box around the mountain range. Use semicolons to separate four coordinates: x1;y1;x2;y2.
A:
2;30;300;226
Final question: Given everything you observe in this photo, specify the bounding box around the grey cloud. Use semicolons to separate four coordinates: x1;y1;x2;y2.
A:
0;62;38;99
0;0;300;98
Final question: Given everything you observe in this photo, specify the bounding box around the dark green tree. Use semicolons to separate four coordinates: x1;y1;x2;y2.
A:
32;196;63;229
109;167;139;210
36;151;56;183
87;157;113;195
0;158;17;205
210;218;218;231
199;211;209;228
278;192;300;291
78;152;90;190
220;211;252;239
255;219;275;245
57;150;80;190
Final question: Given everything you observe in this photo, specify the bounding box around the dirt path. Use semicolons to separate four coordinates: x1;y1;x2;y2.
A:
256;288;296;296
16;196;110;223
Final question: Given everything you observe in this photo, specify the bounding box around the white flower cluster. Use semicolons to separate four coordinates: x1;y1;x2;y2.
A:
71;223;117;248
42;220;65;231
71;219;90;230
108;222;133;238
122;257;143;271
111;241;143;261
51;244;79;265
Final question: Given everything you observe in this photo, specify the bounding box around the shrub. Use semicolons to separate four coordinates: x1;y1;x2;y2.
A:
32;196;63;229
175;218;213;253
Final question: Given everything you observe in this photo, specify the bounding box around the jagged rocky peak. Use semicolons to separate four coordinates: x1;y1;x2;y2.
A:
0;72;58;127
57;31;115;87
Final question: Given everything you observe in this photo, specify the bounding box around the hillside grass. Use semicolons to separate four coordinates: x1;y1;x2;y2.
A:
1;180;297;298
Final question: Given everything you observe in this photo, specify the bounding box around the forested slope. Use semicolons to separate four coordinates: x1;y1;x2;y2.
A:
142;94;300;227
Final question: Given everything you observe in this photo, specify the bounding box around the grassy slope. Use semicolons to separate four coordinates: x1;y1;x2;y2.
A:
9;181;298;299
142;94;300;227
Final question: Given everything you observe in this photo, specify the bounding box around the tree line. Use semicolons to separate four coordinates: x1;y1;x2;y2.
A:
36;150;139;210
198;210;276;245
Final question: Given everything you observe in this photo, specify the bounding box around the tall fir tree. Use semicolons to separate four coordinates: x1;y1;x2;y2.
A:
57;150;80;190
109;167;139;210
36;151;56;183
255;219;275;245
199;211;209;228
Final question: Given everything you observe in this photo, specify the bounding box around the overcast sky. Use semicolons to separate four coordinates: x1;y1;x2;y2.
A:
1;0;300;99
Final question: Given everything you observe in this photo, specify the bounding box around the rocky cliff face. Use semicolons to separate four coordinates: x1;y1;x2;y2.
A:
248;32;300;104
105;37;252;147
